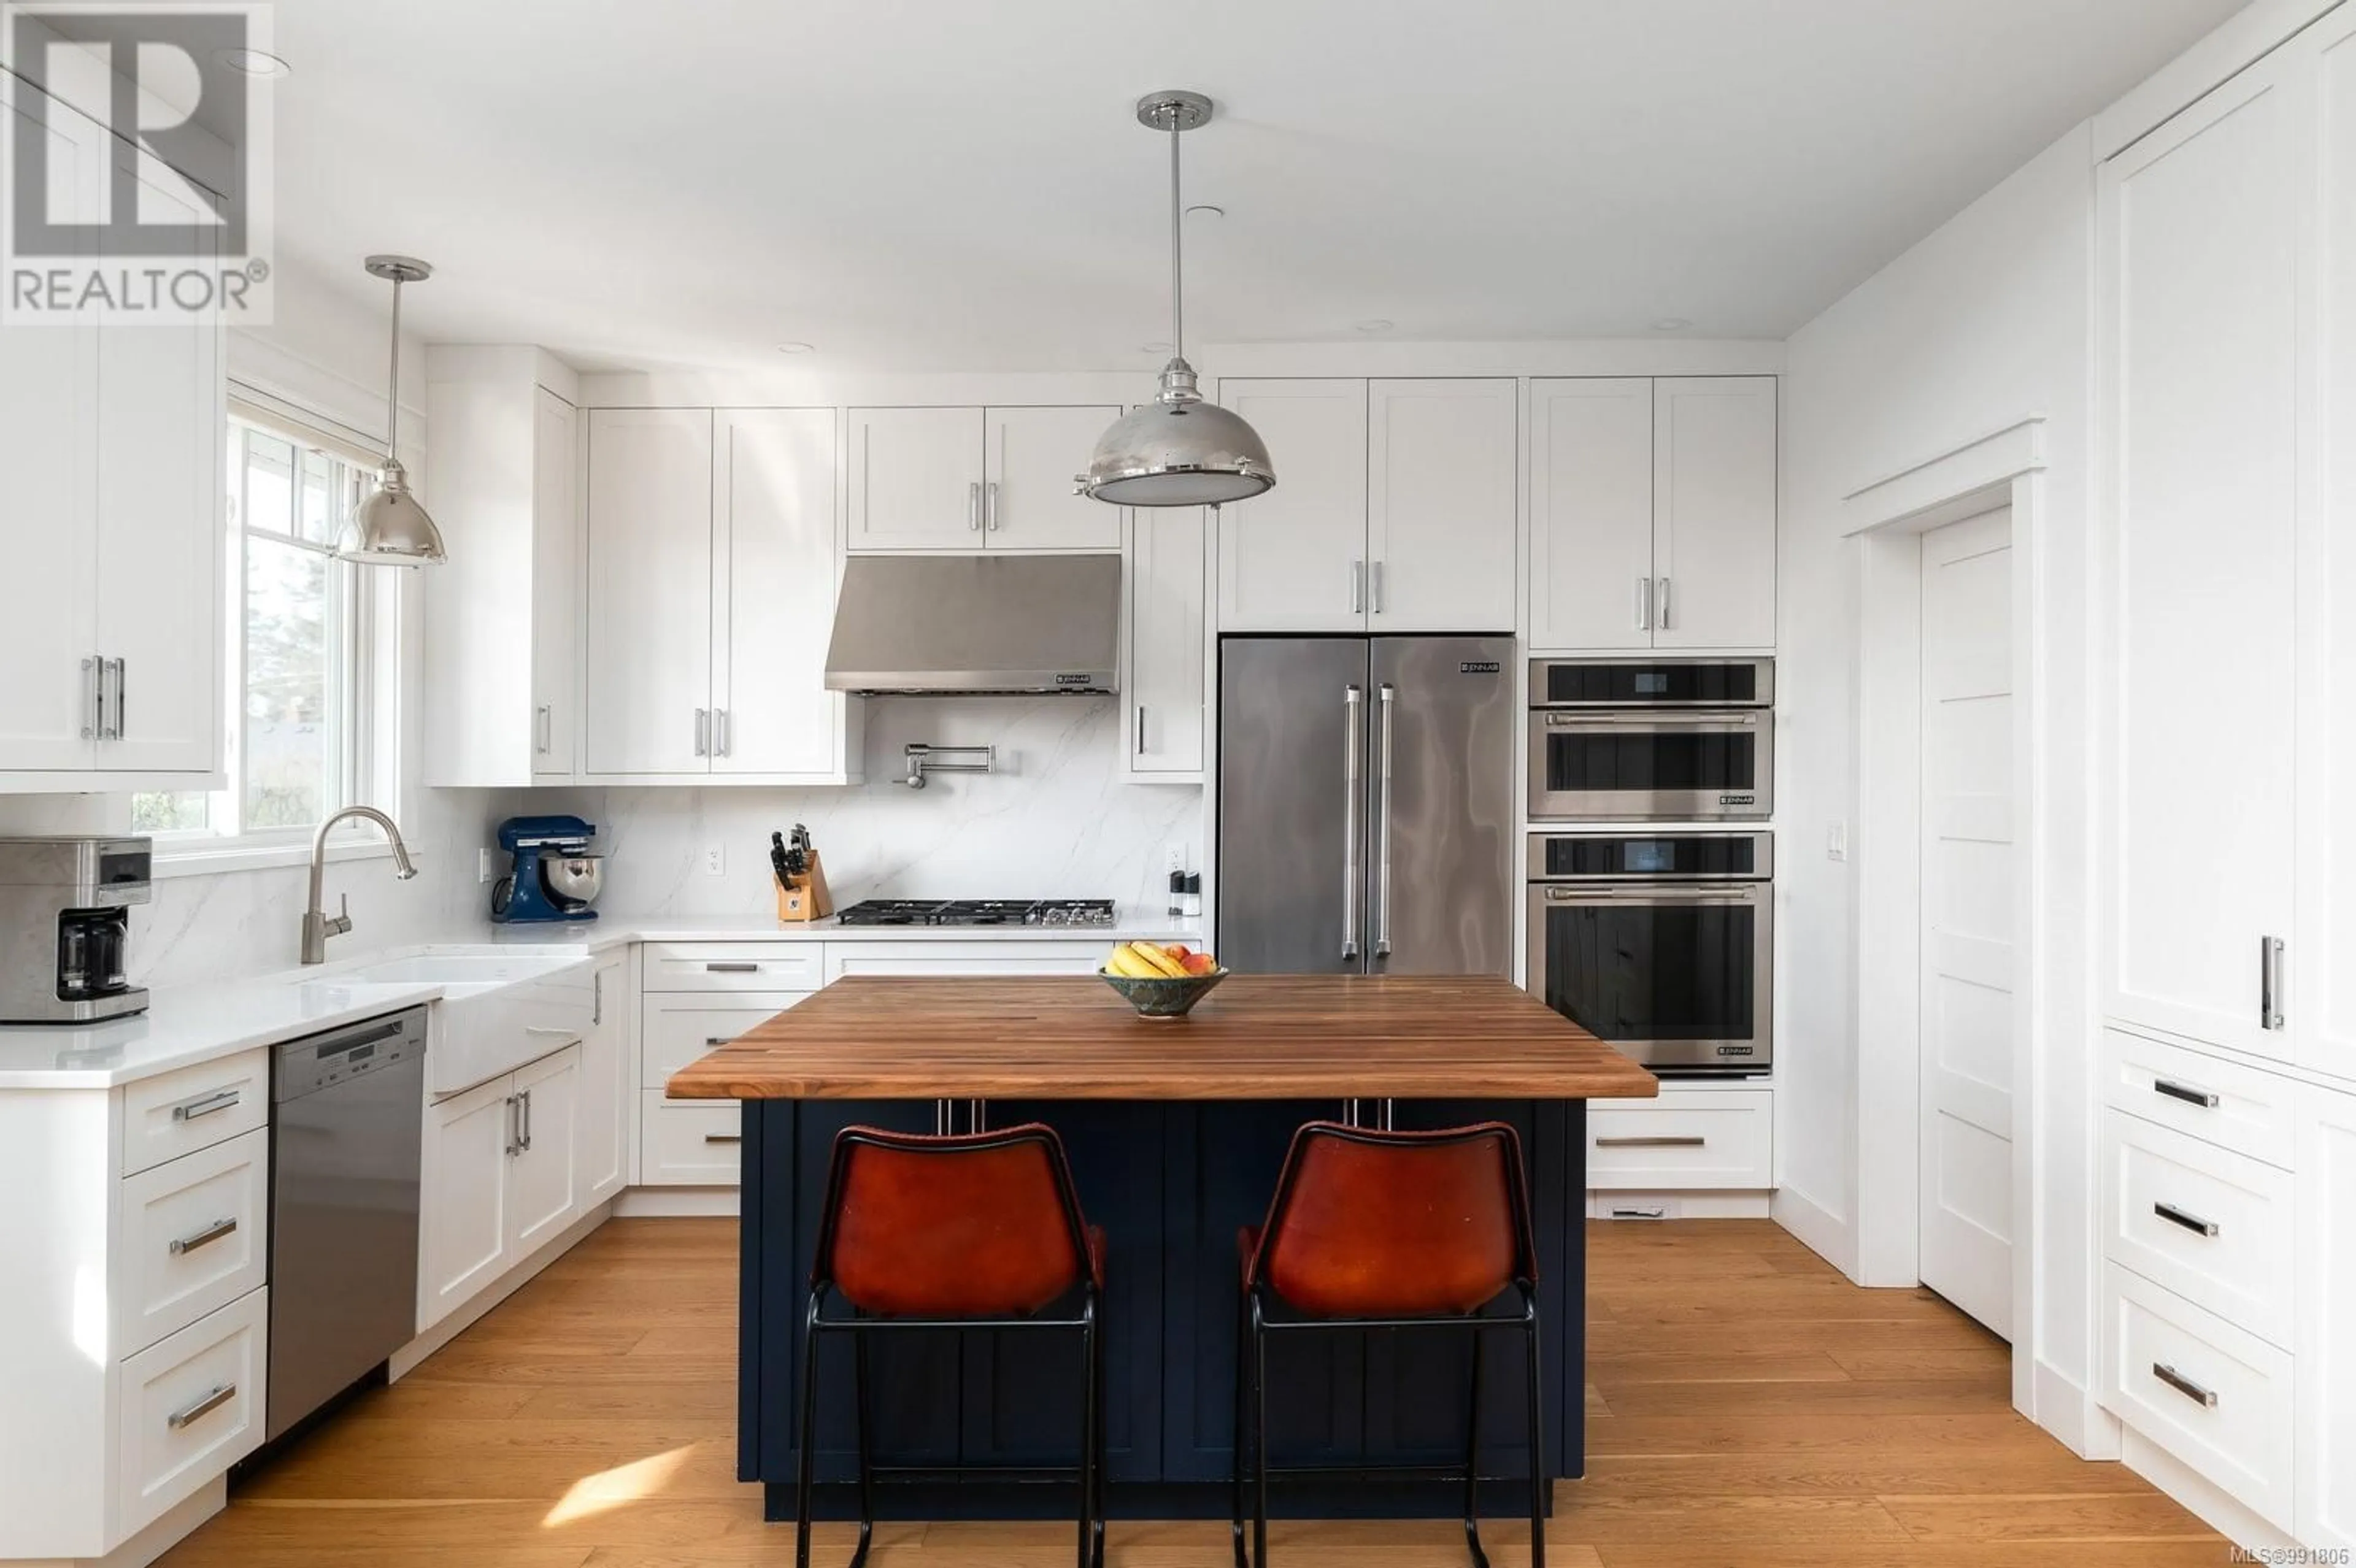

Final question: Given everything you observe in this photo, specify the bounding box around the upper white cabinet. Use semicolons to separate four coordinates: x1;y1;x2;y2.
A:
2100;47;2303;1063
423;349;579;786
849;405;1121;551
583;407;859;784
0;85;223;788
1217;378;1517;634
1368;379;1519;632
1528;375;1776;651
1122;508;1207;780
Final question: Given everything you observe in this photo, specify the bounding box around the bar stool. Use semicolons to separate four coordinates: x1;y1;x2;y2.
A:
798;1123;1106;1568
1231;1120;1544;1568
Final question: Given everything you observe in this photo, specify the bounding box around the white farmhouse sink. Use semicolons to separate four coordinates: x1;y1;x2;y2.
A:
332;950;587;993
293;946;599;1097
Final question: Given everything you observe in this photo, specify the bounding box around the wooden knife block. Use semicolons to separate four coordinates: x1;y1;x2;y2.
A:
777;851;833;923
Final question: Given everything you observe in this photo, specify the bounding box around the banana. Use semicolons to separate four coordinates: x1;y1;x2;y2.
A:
1106;943;1163;979
1135;942;1190;978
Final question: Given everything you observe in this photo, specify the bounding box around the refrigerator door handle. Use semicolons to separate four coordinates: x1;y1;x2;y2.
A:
1374;682;1395;958
1342;684;1363;960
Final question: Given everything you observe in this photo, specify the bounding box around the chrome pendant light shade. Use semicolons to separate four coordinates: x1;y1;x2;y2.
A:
337;255;446;566
1079;91;1274;507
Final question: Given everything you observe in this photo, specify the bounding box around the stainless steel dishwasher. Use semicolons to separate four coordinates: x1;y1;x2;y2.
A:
268;1007;427;1440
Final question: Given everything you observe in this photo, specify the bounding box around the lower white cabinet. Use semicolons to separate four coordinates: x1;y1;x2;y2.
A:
823;940;1107;984
507;1046;582;1257
1585;1090;1774;1191
117;1289;268;1539
637;988;809;1185
2296;1082;2356;1548
641;1093;745;1186
579;953;632;1206
116;1128;269;1356
419;1040;590;1332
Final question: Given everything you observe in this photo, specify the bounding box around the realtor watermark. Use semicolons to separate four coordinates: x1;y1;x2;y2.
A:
2;1;275;324
2231;1549;2353;1566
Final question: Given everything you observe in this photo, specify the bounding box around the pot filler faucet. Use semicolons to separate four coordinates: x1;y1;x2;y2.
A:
302;806;418;964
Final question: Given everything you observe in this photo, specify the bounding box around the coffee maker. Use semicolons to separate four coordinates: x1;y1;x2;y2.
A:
0;837;153;1024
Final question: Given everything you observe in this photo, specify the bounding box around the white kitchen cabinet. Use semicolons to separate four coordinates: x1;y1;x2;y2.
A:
1217;380;1371;631
585;408;715;775
578;953;632;1206
506;1045;582;1256
423;349;580;785
1367;379;1518;631
987;405;1123;549
1529;379;1654;650
2296;1079;2356;1548
1122;508;1207;780
1652;377;1777;650
420;1074;514;1329
714;408;860;777
2100;49;2301;1062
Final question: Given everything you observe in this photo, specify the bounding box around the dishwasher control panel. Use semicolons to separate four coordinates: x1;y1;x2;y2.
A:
273;1008;428;1101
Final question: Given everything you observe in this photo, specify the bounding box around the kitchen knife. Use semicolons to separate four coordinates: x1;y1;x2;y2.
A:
770;831;792;890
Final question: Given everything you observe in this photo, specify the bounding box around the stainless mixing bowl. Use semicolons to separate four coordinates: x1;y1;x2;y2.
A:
542;855;604;906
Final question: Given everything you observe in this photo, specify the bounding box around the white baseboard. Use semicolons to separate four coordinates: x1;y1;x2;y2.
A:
389;1199;614;1380
1770;1183;1856;1277
20;1477;225;1568
2120;1428;2298;1556
2033;1358;2120;1459
615;1186;740;1218
1590;1190;1773;1220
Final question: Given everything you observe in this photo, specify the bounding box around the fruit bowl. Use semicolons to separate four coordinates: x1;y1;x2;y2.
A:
1098;966;1228;1018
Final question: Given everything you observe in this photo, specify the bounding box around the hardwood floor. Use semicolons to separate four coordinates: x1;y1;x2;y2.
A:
162;1218;2235;1567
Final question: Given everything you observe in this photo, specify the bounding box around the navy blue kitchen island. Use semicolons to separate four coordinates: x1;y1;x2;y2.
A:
664;974;1658;1524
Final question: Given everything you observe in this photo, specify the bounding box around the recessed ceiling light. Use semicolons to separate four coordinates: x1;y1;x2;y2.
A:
774;341;814;355
1354;319;1394;334
1650;317;1692;332
213;47;290;77
1185;204;1225;220
1141;341;1174;355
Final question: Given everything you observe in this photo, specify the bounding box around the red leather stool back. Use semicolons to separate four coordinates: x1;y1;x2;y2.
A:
817;1123;1096;1318
1247;1121;1535;1318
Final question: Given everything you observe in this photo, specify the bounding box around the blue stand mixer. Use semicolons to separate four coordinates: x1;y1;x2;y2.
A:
490;815;603;923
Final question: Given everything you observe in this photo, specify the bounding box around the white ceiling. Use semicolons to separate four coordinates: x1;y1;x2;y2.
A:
265;0;2242;372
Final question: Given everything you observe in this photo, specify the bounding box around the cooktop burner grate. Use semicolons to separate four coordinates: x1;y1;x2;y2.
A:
833;898;1119;928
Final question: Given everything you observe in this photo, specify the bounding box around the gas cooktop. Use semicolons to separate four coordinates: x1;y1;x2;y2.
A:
832;898;1118;928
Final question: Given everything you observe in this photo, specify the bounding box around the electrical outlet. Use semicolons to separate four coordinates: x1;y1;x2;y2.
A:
703;845;725;876
477;847;496;885
1165;845;1186;875
1827;821;1848;863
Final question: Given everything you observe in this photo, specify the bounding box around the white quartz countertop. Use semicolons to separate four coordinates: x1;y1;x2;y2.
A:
0;908;1204;1090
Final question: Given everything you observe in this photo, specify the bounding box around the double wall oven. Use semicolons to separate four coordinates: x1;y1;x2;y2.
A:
1528;657;1773;821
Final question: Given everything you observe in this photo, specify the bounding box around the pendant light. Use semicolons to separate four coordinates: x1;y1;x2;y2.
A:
1078;91;1275;507
336;255;446;566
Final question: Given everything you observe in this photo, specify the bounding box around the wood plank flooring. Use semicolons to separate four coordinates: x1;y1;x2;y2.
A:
161;1218;2236;1567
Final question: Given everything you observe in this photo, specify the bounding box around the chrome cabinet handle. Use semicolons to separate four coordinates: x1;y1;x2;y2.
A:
969;481;982;531
505;1093;523;1157
705;961;760;974
985;480;999;531
168;1216;238;1255
714;708;731;757
1637;577;1653;632
1374;683;1395;959
108;658;126;739
2152;1362;2219;1408
534;704;553;754
703;1133;743;1145
520;1088;533;1152
171;1088;241;1122
1370;560;1385;615
592;970;602;1027
2153;1201;2219;1238
2153;1078;2219;1109
1596;1135;1706;1148
1350;559;1365;615
1341;685;1363;960
694;708;709;757
1658;577;1672;630
2260;936;2284;1030
166;1383;236;1429
83;655;101;740
1135;704;1147;756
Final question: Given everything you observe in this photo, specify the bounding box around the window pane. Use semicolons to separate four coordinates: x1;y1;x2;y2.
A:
245;430;297;540
298;446;337;545
131;791;210;833
244;536;331;829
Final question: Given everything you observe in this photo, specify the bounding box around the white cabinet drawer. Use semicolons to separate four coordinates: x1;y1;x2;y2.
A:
1586;1094;1772;1190
117;1289;266;1537
2102;1262;2292;1530
823;940;1109;984
118;1049;268;1178
641;943;825;993
116;1128;268;1356
641;992;811;1088
2102;1110;2292;1346
2103;1028;2294;1167
639;1091;742;1186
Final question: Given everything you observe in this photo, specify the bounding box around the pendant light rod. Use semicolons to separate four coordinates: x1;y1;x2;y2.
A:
1168;104;1184;363
363;255;432;466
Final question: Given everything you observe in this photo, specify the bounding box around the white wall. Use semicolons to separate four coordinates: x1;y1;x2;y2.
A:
1776;125;2100;1438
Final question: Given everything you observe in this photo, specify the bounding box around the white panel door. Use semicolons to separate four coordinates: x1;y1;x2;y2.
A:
1652;377;1776;650
506;1045;582;1256
585;409;714;775
985;406;1122;550
1917;509;2016;1339
848;407;983;550
2103;56;2301;1059
1124;507;1206;777
1528;379;1653;651
1367;379;1517;632
578;956;631;1204
2301;14;2356;1088
420;1075;513;1330
712;408;843;777
530;387;579;779
0;83;100;772
2296;1082;2356;1548
93;139;223;776
1215;380;1369;632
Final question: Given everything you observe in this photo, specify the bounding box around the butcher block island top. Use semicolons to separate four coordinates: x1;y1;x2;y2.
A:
664;972;1660;1101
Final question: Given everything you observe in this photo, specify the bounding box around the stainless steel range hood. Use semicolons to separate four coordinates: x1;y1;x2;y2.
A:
824;553;1122;696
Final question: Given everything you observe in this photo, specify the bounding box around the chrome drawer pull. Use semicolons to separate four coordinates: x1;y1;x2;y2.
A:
2152;1078;2219;1109
2152;1362;2219;1409
166;1383;236;1429
2153;1202;2219;1239
1596;1135;1706;1148
171;1088;241;1122
703;1133;742;1145
705;962;761;974
1608;1205;1668;1220
168;1217;238;1255
705;1037;735;1048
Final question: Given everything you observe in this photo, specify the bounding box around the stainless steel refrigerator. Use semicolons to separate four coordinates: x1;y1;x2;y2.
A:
1217;636;1516;975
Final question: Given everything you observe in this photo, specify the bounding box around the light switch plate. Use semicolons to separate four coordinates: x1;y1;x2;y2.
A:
477;847;496;884
1827;821;1848;862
